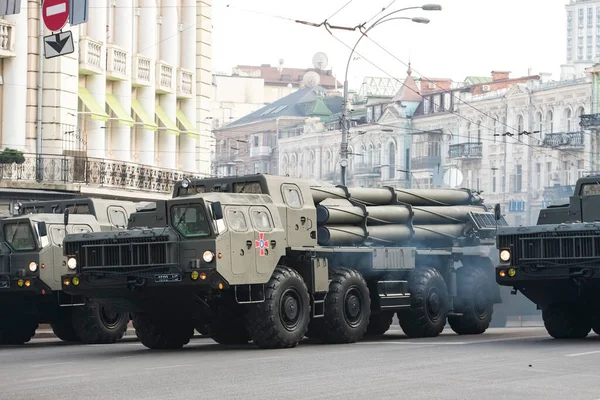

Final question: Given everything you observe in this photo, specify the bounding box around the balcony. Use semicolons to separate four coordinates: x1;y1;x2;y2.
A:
449;142;482;159
132;54;152;87
0;153;205;194
106;44;128;81
411;155;442;170
156;61;174;94
79;37;103;75
0;19;15;58
542;131;585;149
177;68;194;99
250;146;272;158
580;113;600;128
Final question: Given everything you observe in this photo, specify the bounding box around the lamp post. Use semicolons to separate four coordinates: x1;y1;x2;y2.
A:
338;4;441;186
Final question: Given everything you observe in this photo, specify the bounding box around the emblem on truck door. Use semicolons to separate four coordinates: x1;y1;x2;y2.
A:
255;232;269;256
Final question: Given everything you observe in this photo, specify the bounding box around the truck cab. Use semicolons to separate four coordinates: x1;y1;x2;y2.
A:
537;175;600;225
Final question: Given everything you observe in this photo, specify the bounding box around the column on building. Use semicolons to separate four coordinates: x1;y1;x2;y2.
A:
179;0;198;172
157;0;179;169
196;0;213;174
2;1;27;151
84;0;108;159
136;0;158;166
111;0;134;162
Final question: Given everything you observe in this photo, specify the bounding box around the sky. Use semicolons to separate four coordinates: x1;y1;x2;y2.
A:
212;0;568;90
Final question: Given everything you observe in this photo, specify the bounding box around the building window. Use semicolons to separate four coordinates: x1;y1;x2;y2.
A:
476;121;482;143
546;162;552;186
566;108;572;131
579;8;584;26
492;168;497;193
517;115;524;134
564;161;572;185
374;105;382;121
423;97;430;114
578;159;585;178
515;165;522;192
536;163;541;190
388;142;396;179
536;111;543;137
546;111;554;133
588;7;593;26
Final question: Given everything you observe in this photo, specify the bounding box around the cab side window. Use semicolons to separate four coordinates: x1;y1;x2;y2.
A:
251;209;273;232
282;184;303;209
107;206;128;228
49;226;66;246
227;209;248;232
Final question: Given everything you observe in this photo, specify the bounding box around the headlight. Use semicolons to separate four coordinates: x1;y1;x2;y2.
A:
202;250;215;263
500;250;511;262
29;262;37;272
67;258;77;270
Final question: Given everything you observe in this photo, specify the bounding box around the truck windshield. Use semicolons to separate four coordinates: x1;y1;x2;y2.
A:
171;205;211;238
3;221;36;251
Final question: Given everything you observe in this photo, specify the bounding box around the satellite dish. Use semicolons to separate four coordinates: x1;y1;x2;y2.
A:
302;71;320;88
443;167;463;188
312;52;329;70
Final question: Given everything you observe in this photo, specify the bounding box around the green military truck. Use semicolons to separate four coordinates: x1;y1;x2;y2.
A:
496;175;600;339
0;198;146;345
60;174;512;350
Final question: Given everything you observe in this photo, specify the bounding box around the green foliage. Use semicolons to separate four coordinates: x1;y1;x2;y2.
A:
0;148;25;165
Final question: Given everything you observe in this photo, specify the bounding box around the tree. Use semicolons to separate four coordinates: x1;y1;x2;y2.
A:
0;148;25;165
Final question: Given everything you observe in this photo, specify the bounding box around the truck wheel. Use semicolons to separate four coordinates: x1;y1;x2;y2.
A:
448;267;493;335
542;304;591;339
0;317;38;345
320;268;371;344
246;266;310;349
365;312;394;336
71;303;129;344
210;302;250;345
133;313;195;349
398;267;449;338
50;309;81;342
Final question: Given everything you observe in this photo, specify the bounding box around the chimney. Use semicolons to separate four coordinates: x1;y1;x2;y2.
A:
491;71;510;81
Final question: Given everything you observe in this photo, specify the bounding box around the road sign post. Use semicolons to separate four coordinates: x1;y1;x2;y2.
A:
42;0;69;32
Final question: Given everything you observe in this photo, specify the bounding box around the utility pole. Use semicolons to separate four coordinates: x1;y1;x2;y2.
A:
526;83;534;225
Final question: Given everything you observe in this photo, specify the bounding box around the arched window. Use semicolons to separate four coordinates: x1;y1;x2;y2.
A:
565;108;572;131
290;153;297;177
547;110;554;133
536;111;543;136
388;142;396;179
324;149;332;172
359;144;366;166
309;151;315;176
466;122;472;142
281;154;289;176
476;121;482;143
517;115;524;134
376;143;382;166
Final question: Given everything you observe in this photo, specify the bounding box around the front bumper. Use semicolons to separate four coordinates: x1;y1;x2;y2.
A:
61;269;226;299
495;265;600;286
0;275;50;294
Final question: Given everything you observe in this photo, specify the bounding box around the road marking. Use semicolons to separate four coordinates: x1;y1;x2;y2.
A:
32;362;74;368
144;364;192;371
25;373;89;383
46;3;66;17
565;350;600;357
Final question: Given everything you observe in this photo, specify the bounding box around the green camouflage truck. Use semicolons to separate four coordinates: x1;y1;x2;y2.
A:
0;198;146;344
60;174;514;350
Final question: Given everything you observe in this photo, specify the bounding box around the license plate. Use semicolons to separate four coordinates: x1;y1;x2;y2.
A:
154;273;181;283
0;280;9;289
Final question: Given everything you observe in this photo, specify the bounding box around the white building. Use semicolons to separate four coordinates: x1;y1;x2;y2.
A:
0;0;213;201
563;0;600;78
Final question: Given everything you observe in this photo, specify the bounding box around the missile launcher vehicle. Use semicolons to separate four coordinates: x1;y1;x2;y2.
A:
497;175;600;339
0;198;147;345
61;174;508;350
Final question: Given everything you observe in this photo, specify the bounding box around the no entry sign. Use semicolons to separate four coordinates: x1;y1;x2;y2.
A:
42;0;69;32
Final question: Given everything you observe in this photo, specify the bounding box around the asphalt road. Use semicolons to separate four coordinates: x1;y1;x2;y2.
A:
1;326;600;400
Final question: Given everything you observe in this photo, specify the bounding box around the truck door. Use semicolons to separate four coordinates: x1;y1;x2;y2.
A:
227;207;256;276
249;206;276;275
281;183;315;247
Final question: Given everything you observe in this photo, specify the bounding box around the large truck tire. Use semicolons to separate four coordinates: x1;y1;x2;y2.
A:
448;267;493;335
365;312;394;336
71;303;129;344
542;304;591;339
0;317;38;345
320;268;371;344
210;301;250;345
133;313;195;349
51;309;81;342
246;266;310;349
398;267;449;338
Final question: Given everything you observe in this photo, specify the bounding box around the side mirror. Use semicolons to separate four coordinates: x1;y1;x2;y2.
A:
211;202;224;220
494;203;502;221
37;221;47;237
64;208;70;227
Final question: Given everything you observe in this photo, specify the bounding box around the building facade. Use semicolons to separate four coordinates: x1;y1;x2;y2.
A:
0;0;213;201
563;0;600;78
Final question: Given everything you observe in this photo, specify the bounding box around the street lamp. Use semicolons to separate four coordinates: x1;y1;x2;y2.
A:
338;5;441;186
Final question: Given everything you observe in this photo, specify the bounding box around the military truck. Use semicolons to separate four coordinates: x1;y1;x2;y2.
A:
0;198;146;345
496;175;600;339
59;174;512;350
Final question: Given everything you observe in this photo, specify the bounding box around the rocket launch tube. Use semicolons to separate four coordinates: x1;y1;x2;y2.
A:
316;204;412;225
412;205;487;224
310;185;481;207
317;223;468;246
